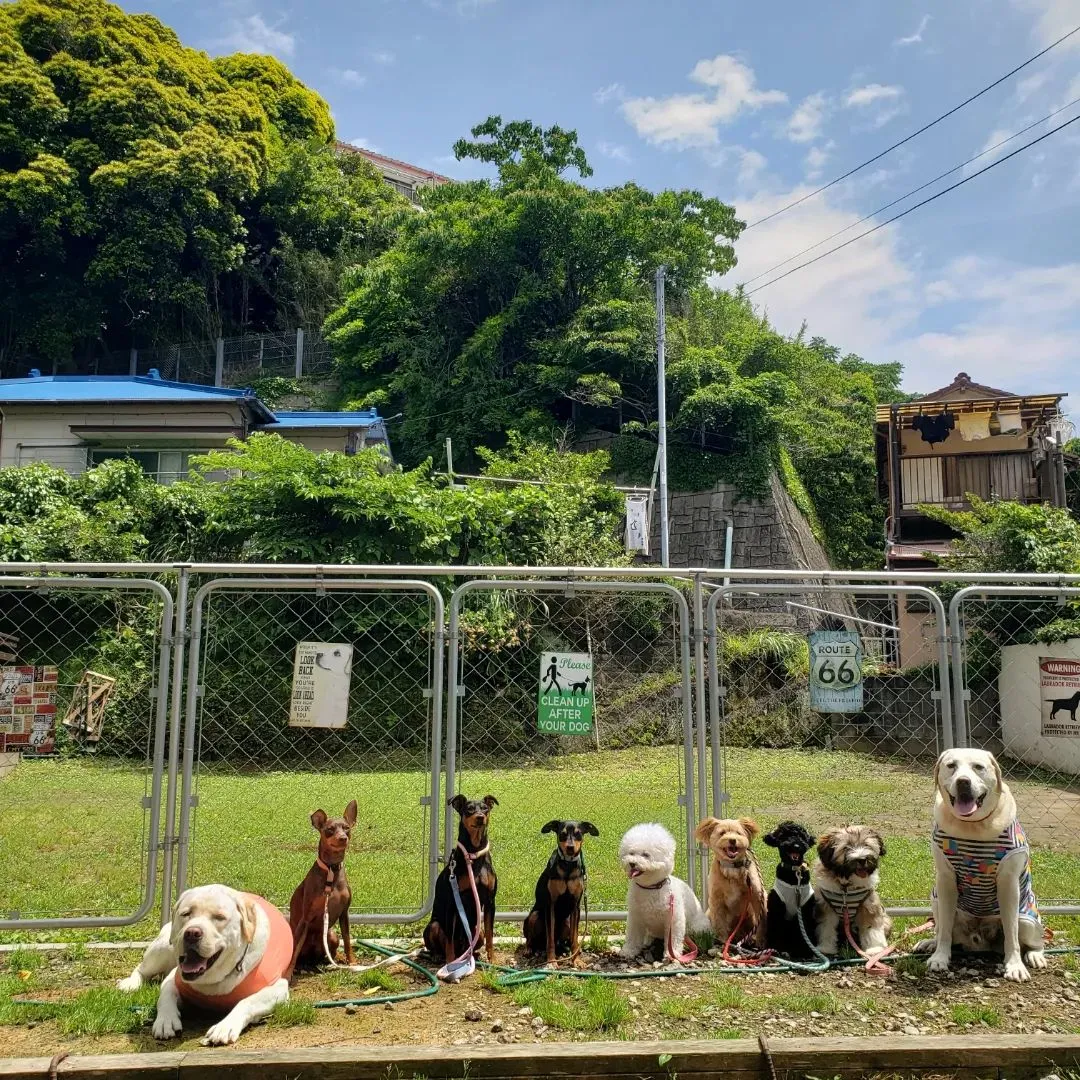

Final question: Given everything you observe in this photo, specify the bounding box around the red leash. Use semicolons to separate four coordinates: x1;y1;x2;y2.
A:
721;891;775;967
665;893;699;963
842;907;895;977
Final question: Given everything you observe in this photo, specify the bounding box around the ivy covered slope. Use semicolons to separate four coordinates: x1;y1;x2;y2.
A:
0;0;403;362
326;118;902;570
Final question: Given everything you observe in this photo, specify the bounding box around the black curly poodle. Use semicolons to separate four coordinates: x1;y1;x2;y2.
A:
763;821;818;960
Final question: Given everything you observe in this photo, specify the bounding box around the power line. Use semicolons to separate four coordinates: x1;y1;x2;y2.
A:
743;22;1080;231
746;110;1080;295
740;95;1080;287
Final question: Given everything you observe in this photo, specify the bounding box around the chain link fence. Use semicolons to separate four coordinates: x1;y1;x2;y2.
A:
445;579;696;919
949;586;1080;910
0;577;172;930
706;582;954;912
174;579;443;923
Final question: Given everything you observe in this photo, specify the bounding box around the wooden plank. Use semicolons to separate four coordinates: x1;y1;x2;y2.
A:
0;1035;1077;1080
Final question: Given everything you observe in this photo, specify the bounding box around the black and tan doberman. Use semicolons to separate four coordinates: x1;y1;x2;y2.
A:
523;819;599;964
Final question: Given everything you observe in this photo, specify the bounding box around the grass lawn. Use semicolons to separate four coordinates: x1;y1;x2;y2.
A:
2;746;1079;942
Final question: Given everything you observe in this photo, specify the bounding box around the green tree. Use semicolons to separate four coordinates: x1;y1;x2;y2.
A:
0;0;402;364
326;117;743;466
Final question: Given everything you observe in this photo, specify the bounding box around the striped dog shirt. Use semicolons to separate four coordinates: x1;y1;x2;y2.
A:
816;882;873;917
931;818;1041;926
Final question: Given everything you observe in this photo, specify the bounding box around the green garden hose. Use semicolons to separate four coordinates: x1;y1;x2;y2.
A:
311;940;438;1009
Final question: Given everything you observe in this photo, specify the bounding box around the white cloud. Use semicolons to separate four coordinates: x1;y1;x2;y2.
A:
1016;70;1051;101
621;55;787;148
597;141;630;162
346;137;382;154
845;83;904;108
786;92;828;143
735;148;767;187
716;187;1080;413
1012;0;1080;51
894;14;930;46
594;82;625;105
371;50;396;65
804;142;832;180
335;69;367;87
215;13;295;57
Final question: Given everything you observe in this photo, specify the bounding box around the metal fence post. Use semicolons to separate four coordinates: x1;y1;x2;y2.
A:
692;574;709;893
214;339;224;388
129;347;137;376
443;585;463;860
294;328;304;378
160;568;189;923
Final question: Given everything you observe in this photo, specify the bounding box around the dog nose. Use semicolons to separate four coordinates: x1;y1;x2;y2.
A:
183;927;202;944
956;777;972;794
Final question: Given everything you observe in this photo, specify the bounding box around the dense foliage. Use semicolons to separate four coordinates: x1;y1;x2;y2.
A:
327;119;900;569
0;0;403;363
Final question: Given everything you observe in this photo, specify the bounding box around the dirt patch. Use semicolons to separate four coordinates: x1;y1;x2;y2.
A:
3;944;1079;1059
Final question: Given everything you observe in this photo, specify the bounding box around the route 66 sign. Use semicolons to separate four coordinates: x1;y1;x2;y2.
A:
808;630;863;714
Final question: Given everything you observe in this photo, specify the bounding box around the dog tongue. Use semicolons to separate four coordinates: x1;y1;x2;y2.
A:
629;868;643;878
954;795;978;817
180;953;208;978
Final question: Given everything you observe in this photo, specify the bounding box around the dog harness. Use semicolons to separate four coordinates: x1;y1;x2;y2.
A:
174;894;293;1012
816;881;873;917
932;818;1041;926
771;876;814;913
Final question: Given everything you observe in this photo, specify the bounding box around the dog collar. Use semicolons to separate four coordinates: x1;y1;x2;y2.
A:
633;877;669;890
316;856;344;893
555;850;583;868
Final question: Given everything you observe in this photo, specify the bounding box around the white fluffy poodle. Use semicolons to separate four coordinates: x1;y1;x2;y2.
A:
618;823;710;961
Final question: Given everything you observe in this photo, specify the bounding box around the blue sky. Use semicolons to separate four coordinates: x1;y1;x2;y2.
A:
128;0;1080;416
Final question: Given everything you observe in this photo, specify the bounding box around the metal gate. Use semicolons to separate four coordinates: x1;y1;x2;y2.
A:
175;578;444;923
706;582;954;915
445;579;696;920
0;576;173;930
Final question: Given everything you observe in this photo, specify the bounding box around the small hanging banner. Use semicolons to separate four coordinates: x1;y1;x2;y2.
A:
625;494;649;554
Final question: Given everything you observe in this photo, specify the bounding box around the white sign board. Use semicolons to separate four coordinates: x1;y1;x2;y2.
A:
808;630;863;714
289;642;354;729
1040;656;1080;738
625;495;649;554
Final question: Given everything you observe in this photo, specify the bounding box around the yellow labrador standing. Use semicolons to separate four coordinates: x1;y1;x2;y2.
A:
118;884;291;1044
915;749;1046;982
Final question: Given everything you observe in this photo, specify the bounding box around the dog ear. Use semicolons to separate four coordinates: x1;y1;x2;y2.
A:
580;822;600;837
540;820;562;835
311;809;328;831
932;751;947;793
449;795;468;815
870;829;887;858
343;800;358;827
482;795;499;809
694;817;719;844
762;829;780;848
739;817;760;841
987;753;1003;791
238;896;259;944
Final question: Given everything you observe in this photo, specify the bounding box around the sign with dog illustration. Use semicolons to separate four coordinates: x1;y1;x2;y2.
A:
537;652;594;735
0;664;58;755
1039;656;1080;738
289;642;353;729
808;630;863;713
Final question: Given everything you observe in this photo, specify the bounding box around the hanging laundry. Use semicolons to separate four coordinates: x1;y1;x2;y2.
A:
957;412;991;441
910;412;955;446
995;410;1023;434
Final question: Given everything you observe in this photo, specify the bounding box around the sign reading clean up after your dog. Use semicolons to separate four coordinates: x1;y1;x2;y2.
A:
537;652;594;735
289;642;353;729
1039;656;1080;738
808;630;863;714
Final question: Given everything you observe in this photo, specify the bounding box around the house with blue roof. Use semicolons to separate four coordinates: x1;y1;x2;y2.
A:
0;370;388;483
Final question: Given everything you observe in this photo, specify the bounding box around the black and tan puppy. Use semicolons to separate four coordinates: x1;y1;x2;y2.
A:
523;820;599;964
423;795;498;965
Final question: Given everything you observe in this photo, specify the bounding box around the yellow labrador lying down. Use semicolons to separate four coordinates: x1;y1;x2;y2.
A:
118;884;292;1045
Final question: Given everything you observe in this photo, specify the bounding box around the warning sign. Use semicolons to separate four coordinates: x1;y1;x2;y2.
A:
289;642;353;729
537;652;594;735
1039;656;1080;738
0;665;58;755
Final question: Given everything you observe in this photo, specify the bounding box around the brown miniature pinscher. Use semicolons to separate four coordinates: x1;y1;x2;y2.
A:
523;820;599;964
423;795;498;965
285;800;357;981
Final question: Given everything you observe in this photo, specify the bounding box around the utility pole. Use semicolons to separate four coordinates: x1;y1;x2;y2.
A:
655;265;670;568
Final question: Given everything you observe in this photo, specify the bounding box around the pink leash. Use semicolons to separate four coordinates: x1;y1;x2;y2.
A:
436;841;488;982
665;893;699;964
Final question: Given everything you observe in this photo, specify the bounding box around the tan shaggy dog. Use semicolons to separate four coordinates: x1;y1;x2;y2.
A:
812;825;891;956
694;817;767;947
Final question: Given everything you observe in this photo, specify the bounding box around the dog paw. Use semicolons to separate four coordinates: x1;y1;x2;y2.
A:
1025;949;1048;971
911;937;936;955
617;946;638;959
152;1010;182;1040
1003;957;1030;983
116;972;143;992
202;1016;245;1046
926;950;952;974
